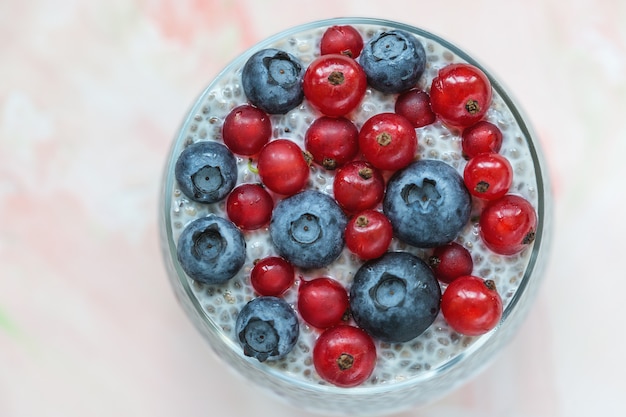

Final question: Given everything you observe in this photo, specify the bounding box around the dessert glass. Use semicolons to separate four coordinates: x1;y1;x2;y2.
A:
159;17;551;416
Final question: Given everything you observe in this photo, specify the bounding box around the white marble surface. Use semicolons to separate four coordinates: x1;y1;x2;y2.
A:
1;0;625;416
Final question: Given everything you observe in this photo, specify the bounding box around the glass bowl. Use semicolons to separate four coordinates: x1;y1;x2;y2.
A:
159;17;551;416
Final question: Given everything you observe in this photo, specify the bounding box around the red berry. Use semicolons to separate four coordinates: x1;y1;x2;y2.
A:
461;120;503;158
479;194;537;255
430;63;492;129
303;54;367;117
320;25;364;58
257;139;310;195
313;325;377;387
304;116;359;170
358;113;417;171
463;152;513;200
441;275;503;336
298;277;349;329
226;183;274;230
345;210;393;260
428;242;474;284
250;256;295;296
333;160;385;214
394;89;436;128
222;104;272;156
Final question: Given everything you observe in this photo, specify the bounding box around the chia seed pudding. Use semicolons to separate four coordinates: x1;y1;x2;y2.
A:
160;18;549;415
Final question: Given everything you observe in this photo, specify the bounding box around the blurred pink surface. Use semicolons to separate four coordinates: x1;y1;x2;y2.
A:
1;0;624;416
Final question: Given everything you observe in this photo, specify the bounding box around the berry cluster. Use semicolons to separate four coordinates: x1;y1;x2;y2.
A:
173;24;538;388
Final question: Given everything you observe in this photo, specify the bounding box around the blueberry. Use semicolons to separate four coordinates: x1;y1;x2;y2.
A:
383;159;471;248
269;190;347;269
176;214;246;284
349;252;441;343
242;48;304;114
175;141;238;203
359;30;426;94
235;296;299;362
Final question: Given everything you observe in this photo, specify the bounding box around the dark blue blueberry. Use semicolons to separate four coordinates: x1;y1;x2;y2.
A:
175;141;238;203
359;30;426;94
383;159;471;248
235;296;299;362
349;252;441;343
176;214;246;284
242;48;304;114
269;190;347;269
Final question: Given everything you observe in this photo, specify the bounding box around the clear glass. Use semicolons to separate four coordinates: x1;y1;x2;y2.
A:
159;17;552;416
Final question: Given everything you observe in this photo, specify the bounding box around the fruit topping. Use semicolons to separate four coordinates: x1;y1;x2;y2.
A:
383;159;472;248
176;215;246;284
359;29;426;94
304;116;359;170
175;141;238;203
297;277;349;329
428;242;474;284
441;275;503;336
358;112;417;171
479;194;538;255
242;48;304;114
430;63;492;128
350;252;441;343
269;190;347;269
313;325;377;387
236;296;300;362
222;104;272;156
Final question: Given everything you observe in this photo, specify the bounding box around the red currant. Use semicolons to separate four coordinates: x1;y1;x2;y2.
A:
358;112;417;171
463;152;513;200
428;242;473;284
298;277;349;329
430;63;492;129
303;54;367;117
320;25;364;58
313;325;377;387
345;210;393;260
222;104;271;156
257;139;310;195
333;160;385;214
394;89;436;128
226;183;274;230
479;194;537;255
304;116;359;170
462;120;503;158
441;275;503;336
250;256;295;296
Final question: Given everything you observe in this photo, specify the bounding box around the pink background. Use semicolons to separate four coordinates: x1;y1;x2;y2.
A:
1;0;624;416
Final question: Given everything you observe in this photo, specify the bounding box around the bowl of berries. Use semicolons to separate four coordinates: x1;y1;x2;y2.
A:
160;17;551;416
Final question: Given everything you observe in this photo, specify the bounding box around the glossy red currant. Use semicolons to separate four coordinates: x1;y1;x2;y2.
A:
358;112;417;171
430;63;492;129
226;183;274;230
303;54;367;117
250;256;295;296
313;325;377;387
333;160;385;214
345;210;393;260
304;116;359;170
479;194;537;255
394;88;436;128
428;242;474;284
462;120;503;158
320;25;364;58
463;152;513;200
222;104;272;156
257;139;310;195
298;277;349;329
441;275;503;336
